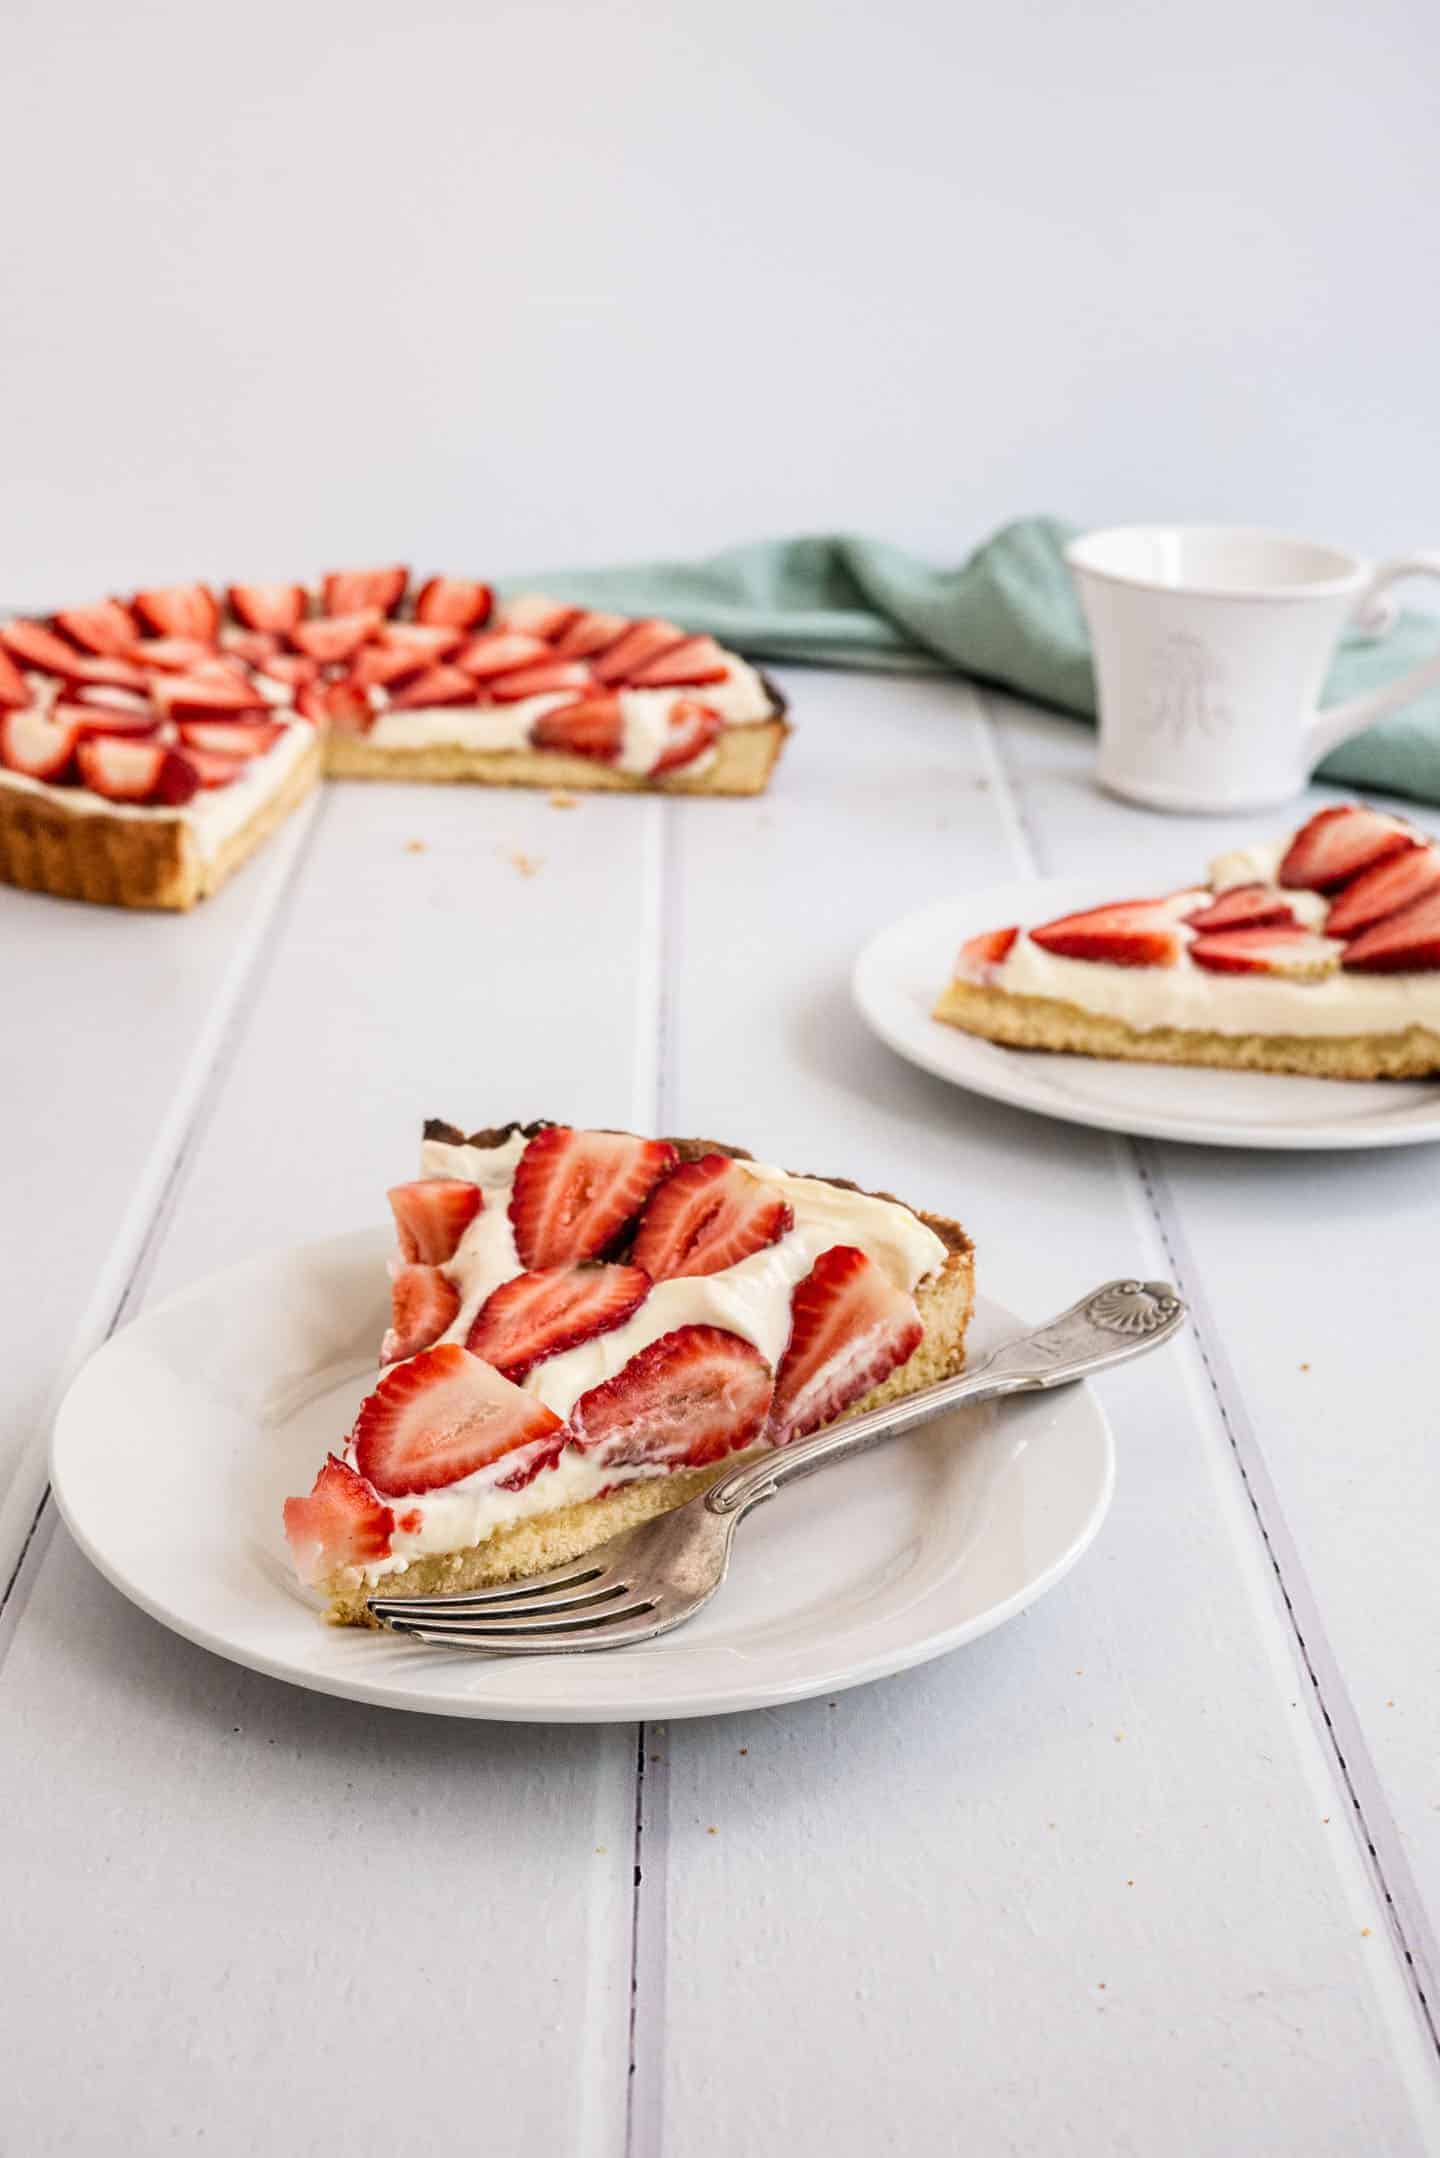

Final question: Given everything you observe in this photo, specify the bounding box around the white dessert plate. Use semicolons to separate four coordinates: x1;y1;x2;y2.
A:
50;1226;1114;1724
854;878;1440;1151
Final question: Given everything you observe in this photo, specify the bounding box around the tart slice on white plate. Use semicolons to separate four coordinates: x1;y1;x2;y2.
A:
283;1121;975;1626
933;804;1440;1081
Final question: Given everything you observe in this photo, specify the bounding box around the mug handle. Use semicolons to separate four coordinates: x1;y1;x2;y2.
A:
1308;552;1440;765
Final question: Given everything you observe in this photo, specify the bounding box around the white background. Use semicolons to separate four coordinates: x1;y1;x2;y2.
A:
4;0;1439;604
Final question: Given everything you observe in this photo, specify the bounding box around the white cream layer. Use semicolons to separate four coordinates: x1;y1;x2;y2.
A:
353;1131;947;1578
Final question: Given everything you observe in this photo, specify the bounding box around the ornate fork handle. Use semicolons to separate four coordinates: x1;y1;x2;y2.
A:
705;1278;1185;1519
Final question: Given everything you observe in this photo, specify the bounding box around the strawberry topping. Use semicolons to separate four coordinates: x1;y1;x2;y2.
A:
58;693;160;740
385;665;481;710
957;925;1019;980
126;635;217;673
488;660;595;703
227;580;308;632
387;1178;483;1264
530;695;622;761
1325;844;1440;937
256;651;320;688
0;646;28;705
352;644;426;690
353;1344;567;1496
1189;926;1342;978
0;706;82;783
592;619;688;684
383;1263;461;1364
510;1127;678;1268
1185;884;1299;933
631;1156;792;1282
378;621;465;662
318;678;375;733
551;610;630;660
628;635;730;688
496;594;582;640
456;630;551;678
1029;898;1184;967
179;745;247;789
1278;804;1418;892
151;672;269;719
1;618;96;675
650;699;722;777
414;576;494;630
76;735;199;805
283;1454;395;1584
53;600;138;656
465;1263;651;1380
290;609;383;663
1342;888;1440;972
131;583;220;641
321;566;408;618
570;1324;773;1469
176;717;286;759
219;627;282;666
770;1245;923;1445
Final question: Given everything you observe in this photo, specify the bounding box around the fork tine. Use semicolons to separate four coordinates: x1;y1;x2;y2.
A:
384;1599;658;1646
367;1560;609;1618
369;1576;632;1623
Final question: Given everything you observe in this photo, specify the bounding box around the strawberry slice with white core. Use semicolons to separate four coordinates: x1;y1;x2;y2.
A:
258;651;320;688
496;594;582;640
1029;898;1184;967
388;1178;483;1264
456;630;551;678
510;1127;678;1269
465;1263;651;1381
1189;926;1343;978
378;621;464;662
127;635;217;673
1185;884;1299;933
290;609;383;663
132;583;220;641
592;620;688;685
319;679;374;733
956;924;1019;981
383;1264;461;1364
0;646;28;705
53;600;138;656
151;671;268;719
350;645;420;690
76;735;198;805
530;696;622;761
1325;844;1440;938
770;1245;924;1445
177;717;286;759
353;1343;567;1497
571;1324;774;1470
1;618;95;675
488;659;595;703
650;700;722;776
0;706;82;782
1343;888;1440;972
414;576;494;630
219;627;281;666
1278;804;1418;892
180;745;247;788
628;635;730;689
321;566;408;618
385;665;481;710
283;1454;395;1584
552;610;631;661
631;1156;793;1282
56;695;159;740
227;581;307;632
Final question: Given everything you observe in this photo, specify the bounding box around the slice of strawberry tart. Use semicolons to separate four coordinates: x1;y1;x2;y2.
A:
283;1121;975;1626
934;803;1440;1080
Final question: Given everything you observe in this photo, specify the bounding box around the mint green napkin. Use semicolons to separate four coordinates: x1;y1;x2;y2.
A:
525;521;1440;807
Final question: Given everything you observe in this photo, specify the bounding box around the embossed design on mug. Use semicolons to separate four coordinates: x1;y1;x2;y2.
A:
1146;632;1233;744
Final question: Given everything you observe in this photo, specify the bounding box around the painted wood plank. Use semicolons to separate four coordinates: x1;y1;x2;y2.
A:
651;670;1440;2155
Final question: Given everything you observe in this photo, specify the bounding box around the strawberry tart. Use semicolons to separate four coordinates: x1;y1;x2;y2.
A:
934;803;1440;1081
0;569;789;910
283;1120;975;1627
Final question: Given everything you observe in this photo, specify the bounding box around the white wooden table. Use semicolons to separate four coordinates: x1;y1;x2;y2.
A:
3;672;1438;2156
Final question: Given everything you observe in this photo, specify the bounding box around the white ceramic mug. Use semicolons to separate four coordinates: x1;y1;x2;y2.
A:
1066;524;1440;814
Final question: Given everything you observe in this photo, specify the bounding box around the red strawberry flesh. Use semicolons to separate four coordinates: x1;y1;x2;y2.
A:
131;583;220;641
631;1156;792;1282
385;665;481;710
1278;804;1418;892
570;1324;773;1469
353;1344;566;1496
465;1263;651;1380
456;631;551;678
1185;885;1298;933
53;600;138;656
414;576;494;630
76;735;198;805
1029;898;1183;967
957;925;1019;978
1342;888;1440;972
290;609;383;663
650;699;723;776
322;566;408;618
383;1264;461;1364
628;635;730;688
488;660;594;703
284;1454;394;1583
592;620;688;685
1325;844;1440;937
388;1179;482;1265
1;706;82;782
1189;926;1341;977
0;646;28;705
510;1127;678;1268
770;1245;923;1445
529;695;622;761
177;718;286;759
227;581;308;632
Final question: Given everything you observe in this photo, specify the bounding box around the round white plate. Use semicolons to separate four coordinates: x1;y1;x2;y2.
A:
50;1227;1114;1723
854;878;1440;1151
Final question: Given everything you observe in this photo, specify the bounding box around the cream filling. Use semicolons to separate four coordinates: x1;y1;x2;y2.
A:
0;718;316;863
352;1132;948;1577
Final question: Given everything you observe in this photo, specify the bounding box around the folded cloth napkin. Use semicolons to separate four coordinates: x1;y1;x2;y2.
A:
525;520;1440;808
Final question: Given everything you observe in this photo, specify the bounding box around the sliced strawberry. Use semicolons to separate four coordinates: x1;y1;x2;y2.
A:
631;1156;792;1282
257;651;320;688
290;609;383;663
353;1343;566;1496
52;599;138;656
1189;926;1342;977
385;664;482;710
1278;804;1418;892
496;593;582;640
1343;888;1440;972
151;671;269;719
76;735;198;805
177;717;286;759
592;619;687;685
320;678;375;733
283;1454;395;1584
352;644;424;690
378;620;464;661
1029;897;1183;967
126;635;217;673
1185;884;1298;933
628;635;730;688
227;580;308;632
383;1263;461;1364
414;575;494;630
770;1245;924;1445
551;610;631;660
56;694;159;740
956;925;1019;980
571;1324;773;1469
1325;844;1440;937
219;626;282;665
650;699;722;776
0;646;28;705
131;583;220;641
489;660;595;703
180;744;247;788
465;1263;651;1380
456;630;551;678
388;1178;483;1264
530;695;622;761
510;1127;678;1268
1;618;93;675
321;566;408;618
0;705;82;782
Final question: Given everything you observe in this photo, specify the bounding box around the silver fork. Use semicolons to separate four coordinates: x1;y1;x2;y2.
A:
367;1277;1185;1654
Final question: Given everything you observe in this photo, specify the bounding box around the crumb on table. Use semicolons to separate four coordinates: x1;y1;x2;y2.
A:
548;791;579;810
507;850;542;878
404;838;427;854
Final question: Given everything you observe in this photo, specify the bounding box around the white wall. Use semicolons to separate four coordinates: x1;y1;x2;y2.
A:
3;0;1437;606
